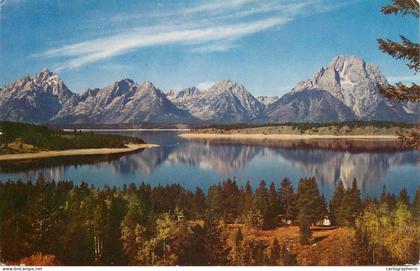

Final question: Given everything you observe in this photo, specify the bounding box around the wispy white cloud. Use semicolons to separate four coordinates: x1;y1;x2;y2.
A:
182;0;256;15
45;17;290;71
190;41;238;53
0;0;22;8
110;1;305;25
37;0;347;71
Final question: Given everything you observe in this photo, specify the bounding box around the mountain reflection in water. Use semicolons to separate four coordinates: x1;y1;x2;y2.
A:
0;132;418;200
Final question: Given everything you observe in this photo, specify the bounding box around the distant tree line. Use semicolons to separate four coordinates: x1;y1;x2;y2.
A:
196;120;415;132
0;122;144;152
0;176;418;265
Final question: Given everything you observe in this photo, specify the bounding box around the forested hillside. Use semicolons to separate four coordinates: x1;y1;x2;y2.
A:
1;176;418;266
0;122;144;154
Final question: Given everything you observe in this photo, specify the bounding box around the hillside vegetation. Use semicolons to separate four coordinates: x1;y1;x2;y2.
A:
1;176;418;266
193;121;418;136
0;121;144;154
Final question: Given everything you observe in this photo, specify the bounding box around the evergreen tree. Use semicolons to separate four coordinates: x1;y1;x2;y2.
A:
61;182;95;265
282;245;298;265
240;180;255;217
361;194;375;210
413;186;420;224
380;185;388;205
1;177;417;266
255;180;270;227
267;182;280;227
192;187;206;219
269;238;281;265
296;177;324;244
354;227;372;265
29;177;61;256
206;185;224;220
398;188;410;205
238;238;255;265
253;242;267;266
388;192;398;210
351;178;362;214
278;178;297;222
238;237;266;265
230;228;244;263
268;182;279;212
105;195;127;265
201;215;231;265
222;179;240;222
377;0;420;102
337;179;361;226
172;224;207;265
172;212;231;265
330;181;345;225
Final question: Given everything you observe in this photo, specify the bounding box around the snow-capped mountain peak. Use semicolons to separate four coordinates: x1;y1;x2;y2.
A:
1;57;418;125
257;96;279;106
0;68;76;123
292;55;388;118
169;79;264;122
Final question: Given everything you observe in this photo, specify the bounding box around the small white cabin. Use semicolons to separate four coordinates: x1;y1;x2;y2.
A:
277;214;293;225
316;217;331;226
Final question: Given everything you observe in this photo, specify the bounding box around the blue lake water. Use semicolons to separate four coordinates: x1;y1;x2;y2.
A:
0;131;419;200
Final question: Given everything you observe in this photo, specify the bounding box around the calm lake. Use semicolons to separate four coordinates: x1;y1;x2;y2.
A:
0;131;419;200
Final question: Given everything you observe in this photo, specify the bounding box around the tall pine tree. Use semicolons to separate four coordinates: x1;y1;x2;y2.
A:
278;178;297;222
337;178;361;226
330;181;345;225
296;177;324;244
377;0;420;102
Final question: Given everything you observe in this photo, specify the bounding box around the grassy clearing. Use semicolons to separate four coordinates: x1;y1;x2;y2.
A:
224;224;355;265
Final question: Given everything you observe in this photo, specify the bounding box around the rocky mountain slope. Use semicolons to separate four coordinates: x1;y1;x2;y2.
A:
0;56;418;125
53;79;192;124
287;55;419;122
166;87;202;111
264;89;356;122
257;96;279;106
167;80;264;123
0;69;76;123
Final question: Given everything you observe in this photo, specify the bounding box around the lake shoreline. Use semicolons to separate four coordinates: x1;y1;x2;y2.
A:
179;133;401;140
0;143;159;161
63;128;191;132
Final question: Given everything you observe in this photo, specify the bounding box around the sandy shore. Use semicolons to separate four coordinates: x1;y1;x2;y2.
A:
0;143;159;161
179;133;400;140
63;128;191;132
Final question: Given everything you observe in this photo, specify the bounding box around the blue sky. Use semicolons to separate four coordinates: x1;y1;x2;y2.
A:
0;0;418;96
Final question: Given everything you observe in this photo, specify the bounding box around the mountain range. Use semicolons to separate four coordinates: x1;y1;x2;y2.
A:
0;56;418;125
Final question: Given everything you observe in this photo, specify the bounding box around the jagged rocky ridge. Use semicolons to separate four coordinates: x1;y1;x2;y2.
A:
0;69;76;123
257;96;279;106
0;56;418;124
52;79;192;124
167;80;264;123
287;55;419;123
